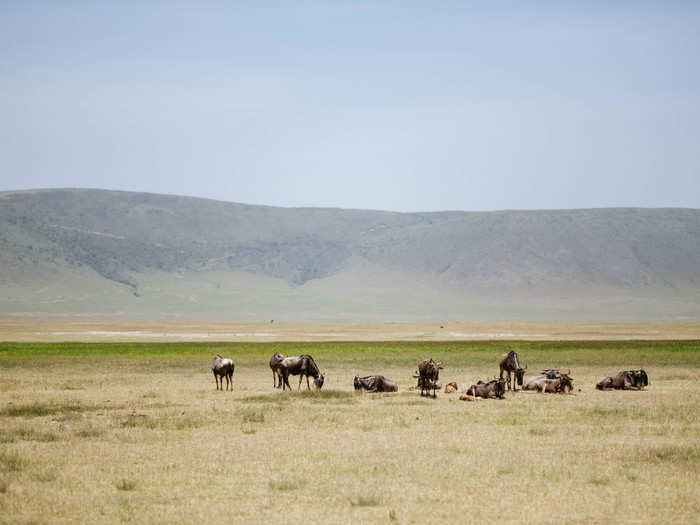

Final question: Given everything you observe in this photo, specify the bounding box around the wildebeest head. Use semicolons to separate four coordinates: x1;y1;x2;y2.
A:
314;374;325;389
515;366;526;386
494;377;506;398
353;376;361;390
558;373;573;393
634;369;649;387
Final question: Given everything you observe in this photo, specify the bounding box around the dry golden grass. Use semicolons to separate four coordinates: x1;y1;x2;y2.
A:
0;341;698;524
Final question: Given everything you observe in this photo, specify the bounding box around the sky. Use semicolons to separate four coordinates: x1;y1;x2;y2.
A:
1;1;698;212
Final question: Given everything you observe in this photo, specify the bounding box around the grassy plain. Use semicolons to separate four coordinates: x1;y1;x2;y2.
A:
2;320;700;342
0;340;698;524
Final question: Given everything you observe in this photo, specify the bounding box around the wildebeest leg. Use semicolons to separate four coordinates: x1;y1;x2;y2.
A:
298;374;303;391
213;371;218;390
306;376;311;390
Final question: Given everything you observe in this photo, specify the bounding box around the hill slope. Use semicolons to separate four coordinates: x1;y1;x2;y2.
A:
1;189;699;321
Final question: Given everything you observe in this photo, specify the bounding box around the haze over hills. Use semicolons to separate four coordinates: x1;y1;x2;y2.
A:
1;188;699;321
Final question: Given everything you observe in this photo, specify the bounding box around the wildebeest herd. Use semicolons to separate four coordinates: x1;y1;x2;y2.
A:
213;350;649;398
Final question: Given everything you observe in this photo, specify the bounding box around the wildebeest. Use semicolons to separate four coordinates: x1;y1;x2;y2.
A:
466;378;506;399
524;371;573;393
269;352;285;388
596;369;648;390
278;355;324;391
522;368;563;389
540;369;560;379
499;351;526;391
417;359;442;398
353;375;398;392
211;355;234;391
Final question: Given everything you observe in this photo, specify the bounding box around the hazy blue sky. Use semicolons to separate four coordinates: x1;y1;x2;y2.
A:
1;1;698;212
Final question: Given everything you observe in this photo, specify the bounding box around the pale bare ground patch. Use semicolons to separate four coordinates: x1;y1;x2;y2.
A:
0;353;698;524
2;319;700;342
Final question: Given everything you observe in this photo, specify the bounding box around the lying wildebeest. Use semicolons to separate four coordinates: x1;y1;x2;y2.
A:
269;352;285;388
524;371;573;393
522;368;562;388
466;377;506;399
353;375;398;392
279;355;324;391
596;369;648;390
417;359;442;398
499;351;526;391
211;355;235;391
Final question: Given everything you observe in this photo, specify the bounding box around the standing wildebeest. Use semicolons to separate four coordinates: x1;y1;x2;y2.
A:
466;378;506;399
279;355;324;391
269;352;285;388
353;375;398;392
596;369;648;390
499;351;526;391
211;355;235;391
418;359;442;398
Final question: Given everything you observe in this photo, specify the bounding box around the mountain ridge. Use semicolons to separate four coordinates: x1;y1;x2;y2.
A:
1;188;699;320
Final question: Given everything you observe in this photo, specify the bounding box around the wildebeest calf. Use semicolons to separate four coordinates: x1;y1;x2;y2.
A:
269;352;285;388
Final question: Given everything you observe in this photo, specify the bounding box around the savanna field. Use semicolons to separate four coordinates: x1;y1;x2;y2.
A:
0;340;698;524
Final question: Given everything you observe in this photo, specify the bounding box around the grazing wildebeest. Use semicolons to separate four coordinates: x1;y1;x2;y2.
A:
211;355;234;391
353;375;398;392
525;371;573;393
279;355;324;391
596;369;648;390
466;378;506;399
417;359;442;398
499;351;526;391
269;352;285;388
